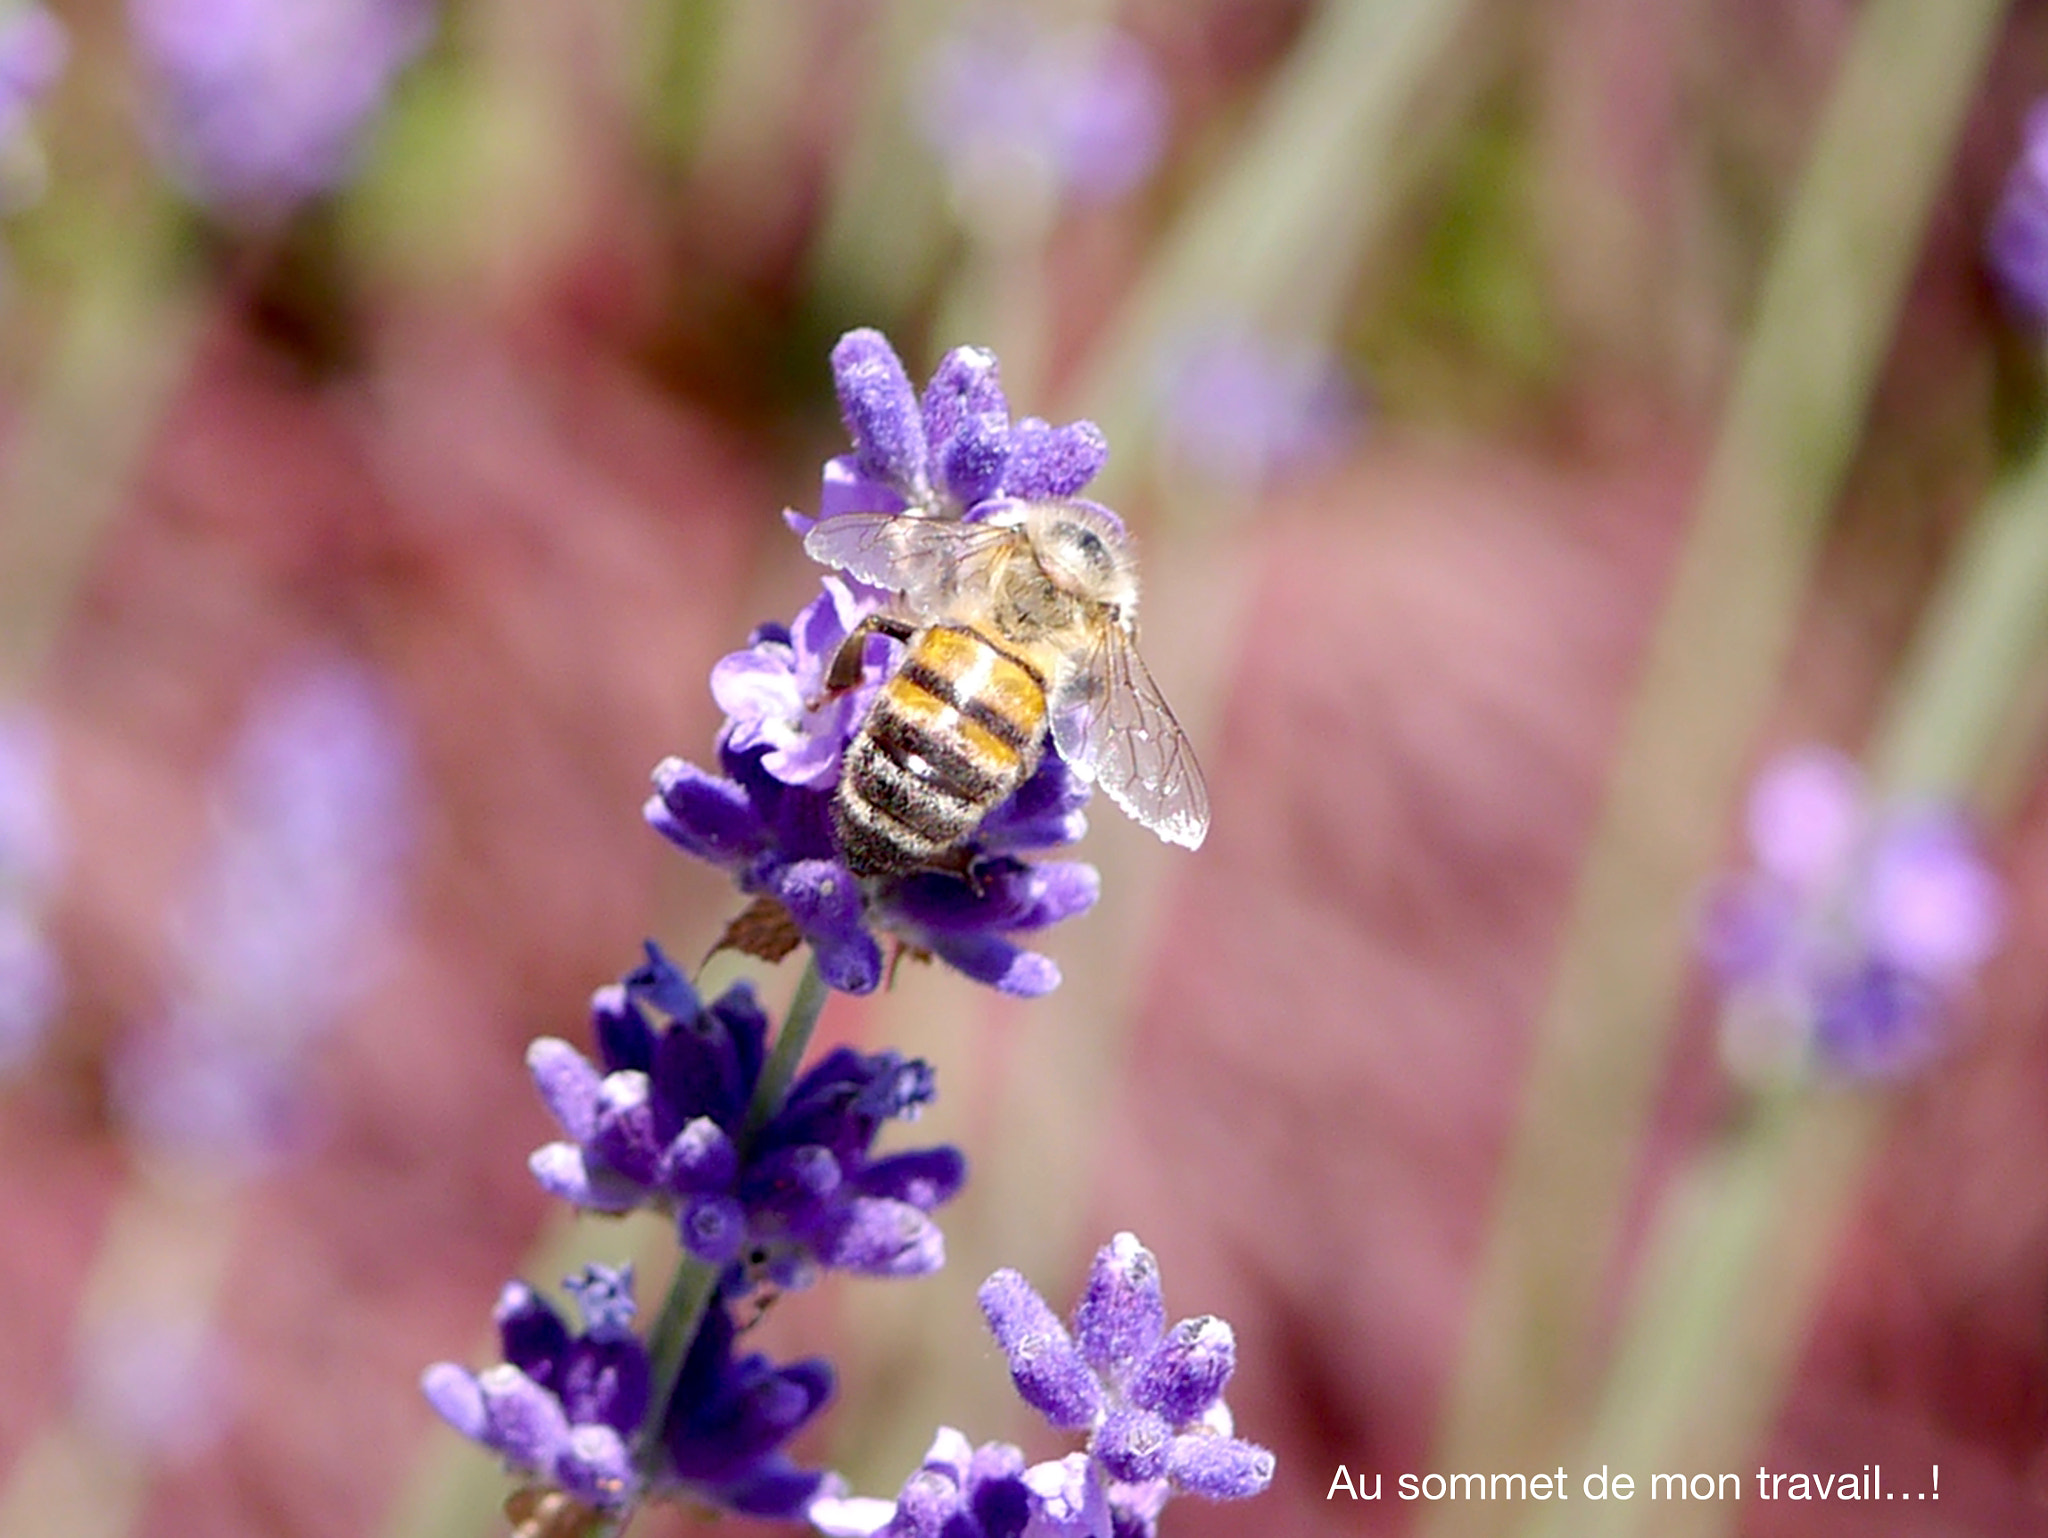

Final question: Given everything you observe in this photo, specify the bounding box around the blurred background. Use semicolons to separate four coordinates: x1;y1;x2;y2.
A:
3;0;2048;1535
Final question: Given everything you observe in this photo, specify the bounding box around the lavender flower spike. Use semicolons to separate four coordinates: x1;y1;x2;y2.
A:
112;658;414;1170
527;943;967;1296
423;1266;834;1521
803;328;1110;528
978;1233;1275;1536
1701;745;2005;1079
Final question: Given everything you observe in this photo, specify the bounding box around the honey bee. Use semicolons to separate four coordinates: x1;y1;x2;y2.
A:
804;500;1208;877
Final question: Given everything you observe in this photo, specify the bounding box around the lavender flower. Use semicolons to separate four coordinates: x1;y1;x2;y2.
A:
527;943;966;1294
0;708;63;1072
1154;326;1360;493
128;0;432;214
113;659;413;1168
711;578;893;790
807;328;1111;527
1702;747;2005;1078
1989;99;2048;326
422;1265;833;1519
814;1234;1273;1538
0;3;62;150
917;7;1167;216
809;1428;1105;1538
648;330;1105;998
72;1307;233;1461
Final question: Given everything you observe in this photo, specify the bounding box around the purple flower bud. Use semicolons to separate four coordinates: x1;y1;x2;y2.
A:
558;1334;649;1437
855;1147;968;1210
1074;1232;1166;1377
1165;1434;1275;1500
556;1423;636;1509
922;346;1013;507
528;1143;644;1213
834;329;932;500
590;983;655;1074
591;1073;663;1186
661;1116;740;1195
420;1363;488;1439
1095;1405;1172;1483
477;1364;572;1472
819;1197;947;1277
1127;1316;1235;1427
493;1282;570;1386
680;1194;748;1265
646;757;766;863
526;1038;603;1144
1004;420;1111;500
978;1270;1102;1429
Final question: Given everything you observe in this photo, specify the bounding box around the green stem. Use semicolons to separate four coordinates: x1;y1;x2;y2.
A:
744;952;829;1141
1424;4;2010;1535
627;953;830;1495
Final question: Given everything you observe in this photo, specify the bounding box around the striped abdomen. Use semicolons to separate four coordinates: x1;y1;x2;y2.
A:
835;623;1047;877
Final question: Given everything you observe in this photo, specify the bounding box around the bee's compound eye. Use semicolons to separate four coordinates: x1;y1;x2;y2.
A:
1064;525;1111;579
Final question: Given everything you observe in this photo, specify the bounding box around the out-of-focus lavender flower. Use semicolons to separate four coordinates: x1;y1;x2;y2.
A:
804;328;1111;528
0;3;62;149
72;1307;234;1462
128;0;433;214
1989;100;2048;326
0;709;63;1072
814;1234;1274;1538
423;1266;833;1520
114;658;414;1168
527;943;966;1294
917;6;1167;218
1702;746;2005;1079
1154;326;1361;494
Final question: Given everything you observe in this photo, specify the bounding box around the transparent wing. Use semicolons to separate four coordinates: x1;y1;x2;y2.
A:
1052;627;1209;850
802;512;1016;619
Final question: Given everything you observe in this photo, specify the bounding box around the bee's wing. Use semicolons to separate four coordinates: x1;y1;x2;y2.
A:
1051;627;1210;850
802;512;1014;618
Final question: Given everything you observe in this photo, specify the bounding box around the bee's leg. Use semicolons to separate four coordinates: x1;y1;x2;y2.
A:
920;845;985;895
885;937;934;989
810;614;916;708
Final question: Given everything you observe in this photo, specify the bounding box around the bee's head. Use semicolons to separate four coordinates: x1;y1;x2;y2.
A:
1022;499;1139;615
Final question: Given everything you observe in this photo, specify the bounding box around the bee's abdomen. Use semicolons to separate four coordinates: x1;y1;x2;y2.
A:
835;625;1046;877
